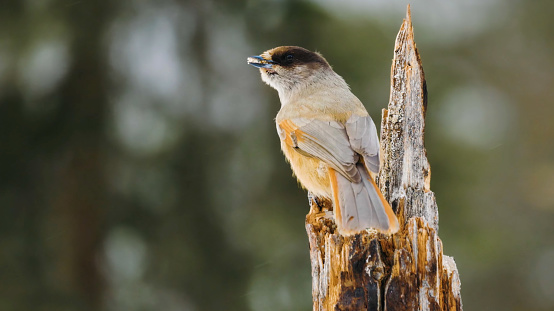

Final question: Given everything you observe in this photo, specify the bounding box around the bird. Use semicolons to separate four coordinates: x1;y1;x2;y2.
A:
247;46;399;235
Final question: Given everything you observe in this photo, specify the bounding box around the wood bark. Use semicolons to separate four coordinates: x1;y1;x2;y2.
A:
305;6;462;311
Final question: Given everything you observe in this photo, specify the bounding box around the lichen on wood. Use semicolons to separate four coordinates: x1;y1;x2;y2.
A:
305;5;462;311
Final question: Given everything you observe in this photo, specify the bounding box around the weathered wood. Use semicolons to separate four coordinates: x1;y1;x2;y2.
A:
305;6;462;311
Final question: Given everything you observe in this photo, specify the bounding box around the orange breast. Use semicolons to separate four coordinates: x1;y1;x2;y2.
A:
281;142;332;199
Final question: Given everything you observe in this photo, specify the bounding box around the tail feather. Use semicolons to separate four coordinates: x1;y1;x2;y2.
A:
330;164;399;235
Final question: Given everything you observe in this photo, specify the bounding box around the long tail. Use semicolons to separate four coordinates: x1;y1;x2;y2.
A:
329;164;399;235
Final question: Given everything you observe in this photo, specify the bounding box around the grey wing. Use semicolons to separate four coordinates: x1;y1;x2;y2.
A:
345;114;380;173
277;118;361;183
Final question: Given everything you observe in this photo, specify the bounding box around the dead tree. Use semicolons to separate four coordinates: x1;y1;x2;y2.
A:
305;6;463;311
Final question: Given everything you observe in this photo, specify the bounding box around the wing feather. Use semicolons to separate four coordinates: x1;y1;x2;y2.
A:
278;118;360;182
277;114;381;180
345;115;380;173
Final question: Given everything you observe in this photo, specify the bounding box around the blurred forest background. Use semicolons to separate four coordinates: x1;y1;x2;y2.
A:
1;0;553;310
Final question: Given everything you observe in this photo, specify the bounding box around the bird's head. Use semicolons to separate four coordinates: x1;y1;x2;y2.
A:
247;46;331;95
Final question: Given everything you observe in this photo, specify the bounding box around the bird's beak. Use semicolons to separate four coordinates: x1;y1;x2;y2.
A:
247;55;276;69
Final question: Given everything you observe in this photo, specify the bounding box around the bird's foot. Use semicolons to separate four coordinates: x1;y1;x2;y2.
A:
308;192;322;210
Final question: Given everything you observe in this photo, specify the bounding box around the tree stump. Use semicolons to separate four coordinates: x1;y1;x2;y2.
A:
305;6;462;311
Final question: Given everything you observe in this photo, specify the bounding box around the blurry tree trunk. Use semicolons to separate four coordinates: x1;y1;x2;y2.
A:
47;1;113;308
305;6;462;311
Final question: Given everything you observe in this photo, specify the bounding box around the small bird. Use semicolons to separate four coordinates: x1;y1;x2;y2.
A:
247;46;399;235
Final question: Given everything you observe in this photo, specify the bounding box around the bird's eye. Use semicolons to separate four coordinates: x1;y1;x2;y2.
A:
286;54;294;61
